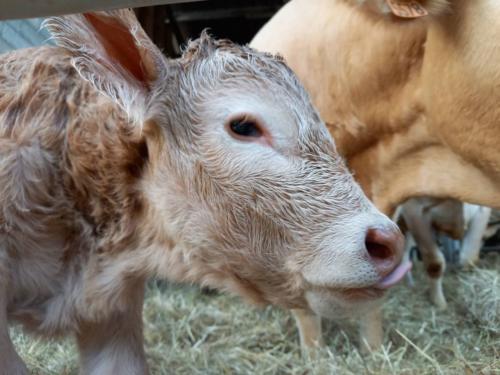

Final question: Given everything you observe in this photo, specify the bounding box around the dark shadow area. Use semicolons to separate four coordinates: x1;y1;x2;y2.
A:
135;0;288;56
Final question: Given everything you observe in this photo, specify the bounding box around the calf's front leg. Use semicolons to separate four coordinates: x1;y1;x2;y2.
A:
77;284;148;375
292;308;323;349
0;311;27;375
293;306;385;356
0;254;28;375
359;306;382;354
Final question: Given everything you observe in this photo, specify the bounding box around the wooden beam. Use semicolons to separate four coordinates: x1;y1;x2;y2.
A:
1;0;205;21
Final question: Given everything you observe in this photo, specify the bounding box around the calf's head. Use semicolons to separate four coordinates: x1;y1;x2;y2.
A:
47;10;407;318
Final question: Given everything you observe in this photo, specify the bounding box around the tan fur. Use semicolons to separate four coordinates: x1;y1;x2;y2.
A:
0;9;404;374
252;0;500;351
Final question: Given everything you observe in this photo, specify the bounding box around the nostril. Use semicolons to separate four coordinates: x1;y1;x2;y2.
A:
365;225;406;285
365;240;393;260
365;227;400;262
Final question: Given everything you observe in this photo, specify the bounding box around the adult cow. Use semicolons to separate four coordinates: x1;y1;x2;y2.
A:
252;0;500;350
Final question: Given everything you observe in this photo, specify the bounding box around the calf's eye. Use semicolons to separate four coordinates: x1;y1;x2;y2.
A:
229;118;263;138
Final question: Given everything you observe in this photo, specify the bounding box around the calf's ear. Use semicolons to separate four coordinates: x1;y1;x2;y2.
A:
46;9;166;123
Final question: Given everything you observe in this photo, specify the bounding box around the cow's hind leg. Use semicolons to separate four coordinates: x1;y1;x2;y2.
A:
460;206;491;266
0;251;28;375
76;284;148;375
415;233;447;308
403;233;416;287
426;256;446;309
402;201;447;309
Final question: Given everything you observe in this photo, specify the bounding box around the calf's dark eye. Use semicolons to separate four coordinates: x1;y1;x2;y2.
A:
229;119;262;138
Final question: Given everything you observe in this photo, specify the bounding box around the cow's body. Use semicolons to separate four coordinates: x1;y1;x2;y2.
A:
251;0;500;349
252;0;500;214
0;10;407;374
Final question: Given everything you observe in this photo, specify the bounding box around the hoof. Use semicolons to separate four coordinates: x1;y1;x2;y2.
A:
430;293;448;310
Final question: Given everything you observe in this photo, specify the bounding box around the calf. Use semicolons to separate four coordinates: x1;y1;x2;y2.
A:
0;9;406;374
251;0;500;351
399;198;491;309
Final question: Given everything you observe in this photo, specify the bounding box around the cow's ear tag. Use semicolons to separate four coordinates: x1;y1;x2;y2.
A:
386;0;429;18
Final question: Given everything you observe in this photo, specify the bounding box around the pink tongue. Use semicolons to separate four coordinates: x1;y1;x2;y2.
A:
375;261;412;289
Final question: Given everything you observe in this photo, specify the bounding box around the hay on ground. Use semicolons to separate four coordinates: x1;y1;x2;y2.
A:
10;253;500;374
